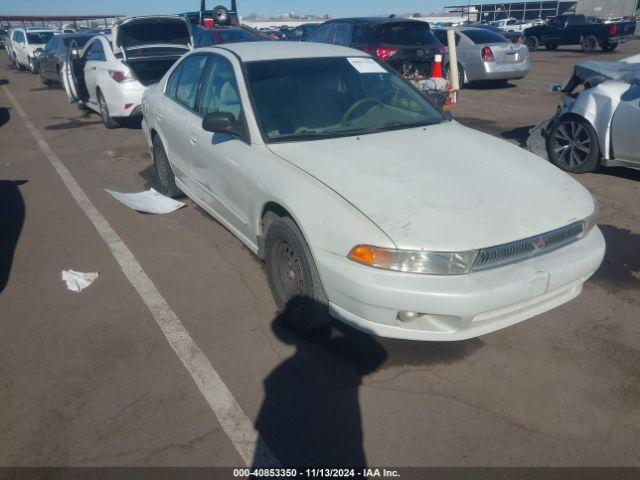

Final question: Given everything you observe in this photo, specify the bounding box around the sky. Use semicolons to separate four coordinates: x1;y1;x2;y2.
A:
0;0;455;17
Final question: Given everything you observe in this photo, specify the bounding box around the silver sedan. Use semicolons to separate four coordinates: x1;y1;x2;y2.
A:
434;27;531;86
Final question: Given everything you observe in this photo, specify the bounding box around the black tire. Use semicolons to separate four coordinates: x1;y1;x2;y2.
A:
15;58;25;71
581;35;598;53
545;44;558;51
600;41;617;52
547;116;599;173
525;36;539;51
265;216;329;330
39;67;51;86
446;63;465;88
97;90;120;129
152;135;182;198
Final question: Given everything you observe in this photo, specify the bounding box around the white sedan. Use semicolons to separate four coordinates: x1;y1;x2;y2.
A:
141;42;605;341
63;16;191;128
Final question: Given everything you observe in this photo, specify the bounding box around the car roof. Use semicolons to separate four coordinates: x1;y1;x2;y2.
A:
212;41;366;62
329;17;427;26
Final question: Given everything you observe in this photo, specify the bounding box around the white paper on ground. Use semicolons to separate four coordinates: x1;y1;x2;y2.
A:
62;270;99;293
347;57;387;74
105;188;185;214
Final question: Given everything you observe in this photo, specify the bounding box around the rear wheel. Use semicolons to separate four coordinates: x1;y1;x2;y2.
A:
548;116;599;173
97;90;120;129
446;63;465;88
265;216;330;331
152;135;182;198
581;35;598;53
600;41;617;52
525;36;539;51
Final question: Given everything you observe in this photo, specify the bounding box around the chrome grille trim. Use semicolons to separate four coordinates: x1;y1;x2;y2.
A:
472;221;585;272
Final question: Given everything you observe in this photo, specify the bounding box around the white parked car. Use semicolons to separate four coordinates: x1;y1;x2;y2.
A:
546;58;640;173
62;16;192;129
9;27;57;73
141;42;605;341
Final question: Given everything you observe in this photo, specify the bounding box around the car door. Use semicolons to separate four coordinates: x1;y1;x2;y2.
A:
186;53;251;237
157;54;208;185
610;85;640;164
13;30;26;64
542;18;564;44
84;40;106;104
332;22;354;46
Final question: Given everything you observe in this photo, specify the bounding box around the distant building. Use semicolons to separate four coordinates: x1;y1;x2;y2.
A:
445;0;639;22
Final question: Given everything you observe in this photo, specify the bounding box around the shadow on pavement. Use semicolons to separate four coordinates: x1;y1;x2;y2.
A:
0;107;10;128
502;124;536;148
0;79;8;86
594;166;640;182
0;180;27;294
253;299;482;468
464;81;516;90
45;119;102;130
594;225;640;290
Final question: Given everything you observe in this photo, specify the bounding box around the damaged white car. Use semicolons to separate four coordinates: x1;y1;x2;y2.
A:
63;16;192;128
545;55;640;173
142;42;604;341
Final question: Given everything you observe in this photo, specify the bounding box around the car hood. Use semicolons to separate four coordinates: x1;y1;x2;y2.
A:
267;122;595;251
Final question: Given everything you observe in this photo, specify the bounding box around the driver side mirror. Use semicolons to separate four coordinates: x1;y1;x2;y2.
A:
202;111;247;141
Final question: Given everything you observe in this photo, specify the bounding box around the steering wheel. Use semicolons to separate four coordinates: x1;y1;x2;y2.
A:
340;98;384;125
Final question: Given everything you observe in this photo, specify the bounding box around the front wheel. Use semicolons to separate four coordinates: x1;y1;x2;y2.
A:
525;36;539;51
581;35;598;53
97;90;120;129
547;116;599;173
265;216;330;330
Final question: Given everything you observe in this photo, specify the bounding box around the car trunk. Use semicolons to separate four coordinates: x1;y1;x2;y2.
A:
114;16;191;86
489;43;528;64
125;51;187;86
374;22;442;77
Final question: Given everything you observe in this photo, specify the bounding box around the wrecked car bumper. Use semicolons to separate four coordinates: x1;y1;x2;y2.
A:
316;227;605;341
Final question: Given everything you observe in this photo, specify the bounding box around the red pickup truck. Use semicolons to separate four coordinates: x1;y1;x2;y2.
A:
523;14;637;52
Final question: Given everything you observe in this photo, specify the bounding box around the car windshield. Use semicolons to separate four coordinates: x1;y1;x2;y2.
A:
63;36;93;47
247;57;445;143
27;32;54;44
463;29;508;44
375;22;439;46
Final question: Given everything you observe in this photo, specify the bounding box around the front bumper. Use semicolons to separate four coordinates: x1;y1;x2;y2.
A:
316;227;605;341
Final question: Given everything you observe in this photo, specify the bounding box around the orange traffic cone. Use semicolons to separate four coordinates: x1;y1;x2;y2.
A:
431;54;444;79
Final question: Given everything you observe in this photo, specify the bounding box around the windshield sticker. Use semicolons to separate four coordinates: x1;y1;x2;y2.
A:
347;57;387;74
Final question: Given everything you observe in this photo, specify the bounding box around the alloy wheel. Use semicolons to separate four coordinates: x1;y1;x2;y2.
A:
552;120;592;169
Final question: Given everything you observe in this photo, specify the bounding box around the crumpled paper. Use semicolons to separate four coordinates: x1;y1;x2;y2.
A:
105;188;185;214
62;270;99;293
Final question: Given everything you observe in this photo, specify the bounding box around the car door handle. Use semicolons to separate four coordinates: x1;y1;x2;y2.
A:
90;66;96;70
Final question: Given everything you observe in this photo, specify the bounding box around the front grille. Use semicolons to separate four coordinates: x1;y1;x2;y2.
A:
472;221;584;272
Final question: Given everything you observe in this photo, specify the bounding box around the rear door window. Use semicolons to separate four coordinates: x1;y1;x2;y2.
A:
375;22;438;46
197;55;243;121
86;41;106;61
333;23;353;46
463;29;508;44
174;55;208;110
307;23;335;44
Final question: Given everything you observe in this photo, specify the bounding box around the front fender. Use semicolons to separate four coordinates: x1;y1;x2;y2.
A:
559;80;630;160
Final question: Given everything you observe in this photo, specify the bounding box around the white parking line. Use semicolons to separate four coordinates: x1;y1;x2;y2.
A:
1;84;279;468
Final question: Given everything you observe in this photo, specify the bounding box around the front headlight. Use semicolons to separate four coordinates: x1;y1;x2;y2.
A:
581;199;599;236
348;245;478;275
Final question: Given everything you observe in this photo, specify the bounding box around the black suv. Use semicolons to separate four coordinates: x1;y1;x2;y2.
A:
305;17;445;78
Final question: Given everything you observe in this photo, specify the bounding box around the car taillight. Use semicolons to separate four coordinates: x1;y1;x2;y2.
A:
109;70;134;83
481;46;495;62
361;46;398;61
609;24;618;36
